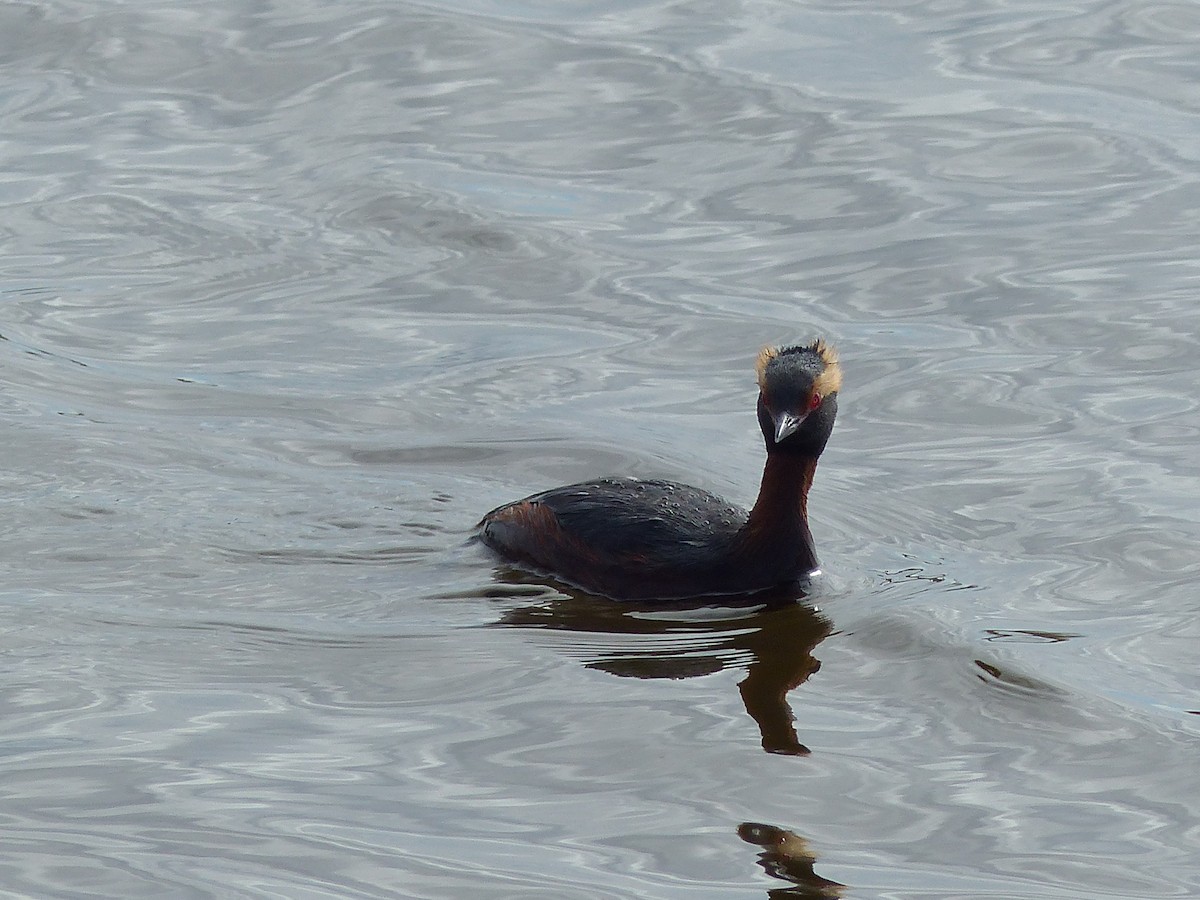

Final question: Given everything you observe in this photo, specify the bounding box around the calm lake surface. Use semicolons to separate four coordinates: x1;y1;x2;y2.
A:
2;0;1198;896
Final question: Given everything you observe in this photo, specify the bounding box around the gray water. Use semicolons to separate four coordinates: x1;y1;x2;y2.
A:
1;0;1198;897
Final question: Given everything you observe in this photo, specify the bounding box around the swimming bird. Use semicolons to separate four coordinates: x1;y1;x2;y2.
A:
479;340;841;601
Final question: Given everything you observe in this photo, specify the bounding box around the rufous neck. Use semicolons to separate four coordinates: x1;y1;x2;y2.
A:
742;452;819;568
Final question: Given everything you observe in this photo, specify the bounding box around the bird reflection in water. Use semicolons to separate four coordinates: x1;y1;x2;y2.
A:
738;822;845;898
490;579;841;893
492;576;831;756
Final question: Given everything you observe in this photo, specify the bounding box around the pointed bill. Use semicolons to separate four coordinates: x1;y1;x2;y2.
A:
773;411;805;443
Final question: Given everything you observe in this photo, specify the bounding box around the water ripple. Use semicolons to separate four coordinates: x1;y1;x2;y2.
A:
2;0;1199;896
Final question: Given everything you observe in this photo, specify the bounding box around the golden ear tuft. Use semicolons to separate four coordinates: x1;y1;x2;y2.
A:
755;345;779;389
758;339;843;395
811;338;838;368
811;339;843;396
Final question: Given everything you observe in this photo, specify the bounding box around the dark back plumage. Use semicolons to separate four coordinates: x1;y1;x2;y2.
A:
479;340;842;601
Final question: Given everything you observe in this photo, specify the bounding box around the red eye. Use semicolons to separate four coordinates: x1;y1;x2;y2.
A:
808;393;822;412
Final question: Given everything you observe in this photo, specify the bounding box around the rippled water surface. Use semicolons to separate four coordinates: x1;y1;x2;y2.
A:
2;0;1198;896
